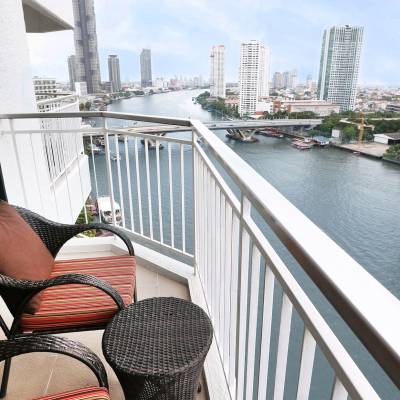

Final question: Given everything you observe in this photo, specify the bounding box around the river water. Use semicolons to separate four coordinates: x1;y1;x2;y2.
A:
103;89;400;398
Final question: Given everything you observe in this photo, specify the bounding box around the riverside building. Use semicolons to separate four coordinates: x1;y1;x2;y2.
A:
209;45;226;98
238;40;270;116
317;25;363;112
140;48;153;88
108;55;122;92
72;0;102;94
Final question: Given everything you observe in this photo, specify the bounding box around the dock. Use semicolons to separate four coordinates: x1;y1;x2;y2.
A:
332;142;389;159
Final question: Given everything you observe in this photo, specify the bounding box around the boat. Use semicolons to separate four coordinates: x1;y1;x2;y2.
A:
110;153;121;161
292;139;313;150
96;196;122;225
353;151;361;156
140;139;164;149
88;144;102;155
257;130;284;138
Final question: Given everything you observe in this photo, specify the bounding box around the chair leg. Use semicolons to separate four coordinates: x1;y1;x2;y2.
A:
0;358;11;398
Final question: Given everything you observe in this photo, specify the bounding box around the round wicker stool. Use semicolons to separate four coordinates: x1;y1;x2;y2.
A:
102;297;213;400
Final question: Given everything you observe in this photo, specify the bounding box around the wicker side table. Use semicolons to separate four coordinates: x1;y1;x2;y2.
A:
102;297;213;400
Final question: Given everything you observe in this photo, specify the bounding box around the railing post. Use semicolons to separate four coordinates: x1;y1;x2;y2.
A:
103;117;117;226
9;119;28;207
191;127;197;274
235;193;251;400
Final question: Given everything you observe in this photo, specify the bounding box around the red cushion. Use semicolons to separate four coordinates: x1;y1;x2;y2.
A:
20;255;135;332
0;201;54;313
33;386;109;400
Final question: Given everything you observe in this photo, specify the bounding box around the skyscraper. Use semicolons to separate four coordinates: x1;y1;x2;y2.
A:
209;45;226;98
273;72;284;90
238;40;270;116
317;25;363;111
140;49;152;88
282;69;297;89
108;55;121;92
67;55;77;91
72;0;101;94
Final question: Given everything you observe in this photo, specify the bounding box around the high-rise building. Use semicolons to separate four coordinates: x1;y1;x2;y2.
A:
108;55;121;92
238;40;270;116
67;55;77;91
273;72;284;89
317;25;363;111
72;0;101;94
283;69;297;89
209;45;226;98
140;49;152;88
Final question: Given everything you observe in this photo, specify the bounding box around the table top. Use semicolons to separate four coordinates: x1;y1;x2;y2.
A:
102;297;213;377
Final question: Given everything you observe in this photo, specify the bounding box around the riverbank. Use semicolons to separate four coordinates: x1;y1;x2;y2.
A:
332;142;388;159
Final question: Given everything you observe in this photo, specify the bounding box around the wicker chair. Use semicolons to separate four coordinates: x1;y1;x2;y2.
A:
0;205;136;397
0;334;110;399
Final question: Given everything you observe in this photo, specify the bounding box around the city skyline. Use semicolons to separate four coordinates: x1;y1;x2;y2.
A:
28;0;399;85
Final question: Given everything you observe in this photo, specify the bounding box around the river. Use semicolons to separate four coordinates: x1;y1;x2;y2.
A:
103;89;400;398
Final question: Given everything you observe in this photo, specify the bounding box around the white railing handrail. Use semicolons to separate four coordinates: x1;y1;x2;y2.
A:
191;118;400;389
0;111;192;127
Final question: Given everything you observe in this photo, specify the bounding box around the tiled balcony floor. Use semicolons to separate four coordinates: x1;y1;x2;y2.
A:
0;247;208;399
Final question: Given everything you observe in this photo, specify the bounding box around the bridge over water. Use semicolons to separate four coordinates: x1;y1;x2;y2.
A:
123;118;322;136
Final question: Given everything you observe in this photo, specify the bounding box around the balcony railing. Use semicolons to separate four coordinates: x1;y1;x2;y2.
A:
37;94;81;182
0;111;399;399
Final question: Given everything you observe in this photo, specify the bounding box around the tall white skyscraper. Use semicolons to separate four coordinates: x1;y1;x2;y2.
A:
108;55;121;92
238;40;270;116
317;25;363;111
210;45;226;98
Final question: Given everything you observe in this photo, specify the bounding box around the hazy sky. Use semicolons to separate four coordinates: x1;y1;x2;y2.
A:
28;0;399;85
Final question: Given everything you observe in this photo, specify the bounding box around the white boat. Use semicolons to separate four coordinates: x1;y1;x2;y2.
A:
110;153;121;161
96;196;122;225
89;144;102;154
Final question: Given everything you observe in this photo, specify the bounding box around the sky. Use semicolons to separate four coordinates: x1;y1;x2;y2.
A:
27;0;400;85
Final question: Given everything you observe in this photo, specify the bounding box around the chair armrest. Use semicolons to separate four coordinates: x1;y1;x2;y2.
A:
0;335;108;388
13;206;134;257
0;273;125;311
74;223;135;256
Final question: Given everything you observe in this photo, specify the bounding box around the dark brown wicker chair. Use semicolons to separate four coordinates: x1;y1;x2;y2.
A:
0;205;136;397
0;334;110;399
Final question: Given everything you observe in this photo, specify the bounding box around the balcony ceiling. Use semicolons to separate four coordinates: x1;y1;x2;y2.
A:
22;0;73;33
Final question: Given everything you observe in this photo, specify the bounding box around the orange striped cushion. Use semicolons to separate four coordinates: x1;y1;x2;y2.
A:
20;256;135;332
34;386;109;400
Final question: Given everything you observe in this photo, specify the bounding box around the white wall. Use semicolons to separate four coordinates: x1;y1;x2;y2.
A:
373;135;388;145
0;1;90;224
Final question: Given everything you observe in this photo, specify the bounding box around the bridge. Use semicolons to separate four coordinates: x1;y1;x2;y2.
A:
121;118;322;135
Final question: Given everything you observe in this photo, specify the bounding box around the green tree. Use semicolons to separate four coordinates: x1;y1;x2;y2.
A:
342;125;357;142
85;101;91;110
384;144;400;160
79;102;85;111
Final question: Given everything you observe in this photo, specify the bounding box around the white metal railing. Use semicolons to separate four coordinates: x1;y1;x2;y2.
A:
0;111;398;400
37;94;81;181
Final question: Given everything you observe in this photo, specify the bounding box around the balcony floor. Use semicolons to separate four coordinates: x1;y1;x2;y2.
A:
0;245;208;400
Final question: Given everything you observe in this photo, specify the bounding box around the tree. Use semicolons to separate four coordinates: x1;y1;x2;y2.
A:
79;102;85;111
384;144;400;160
85;101;91;110
342;125;357;142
